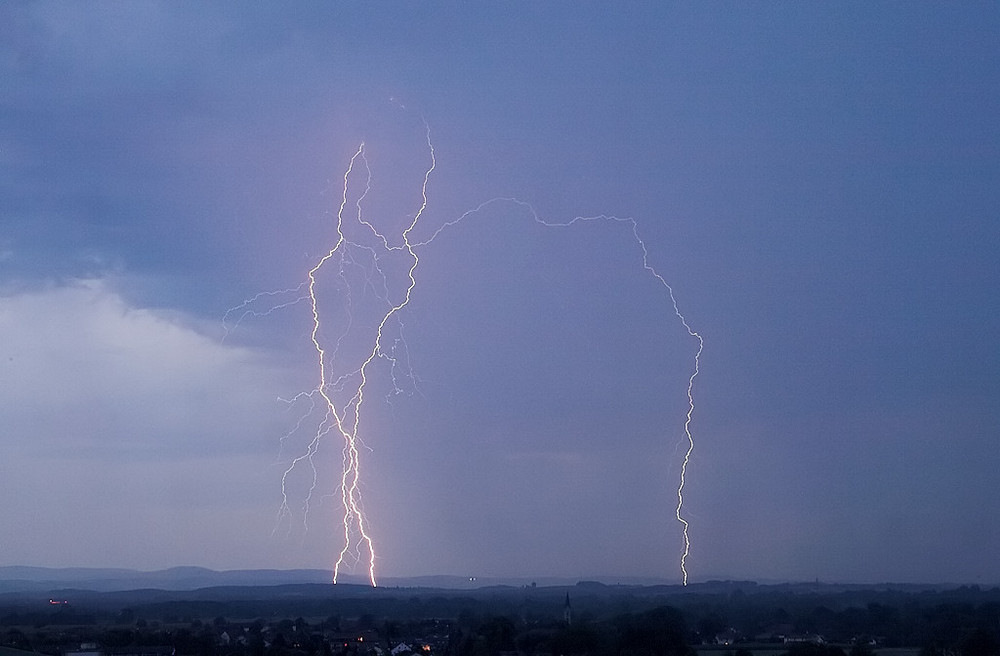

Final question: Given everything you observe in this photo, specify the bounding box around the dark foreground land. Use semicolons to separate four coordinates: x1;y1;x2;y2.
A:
2;577;999;656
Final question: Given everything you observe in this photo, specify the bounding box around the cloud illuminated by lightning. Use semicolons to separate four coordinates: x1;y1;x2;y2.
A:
228;122;702;587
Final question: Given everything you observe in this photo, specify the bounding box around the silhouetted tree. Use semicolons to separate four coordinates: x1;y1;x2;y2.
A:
551;622;600;656
696;613;726;643
356;614;375;631
615;606;691;656
959;628;1000;656
476;616;515;654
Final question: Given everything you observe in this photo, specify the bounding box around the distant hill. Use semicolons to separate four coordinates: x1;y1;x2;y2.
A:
0;566;962;596
0;567;335;593
0;567;689;593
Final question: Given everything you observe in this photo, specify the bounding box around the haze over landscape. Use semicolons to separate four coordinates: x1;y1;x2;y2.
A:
2;3;998;586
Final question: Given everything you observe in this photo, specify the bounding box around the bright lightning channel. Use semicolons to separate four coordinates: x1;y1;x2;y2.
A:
300;131;433;587
229;124;702;587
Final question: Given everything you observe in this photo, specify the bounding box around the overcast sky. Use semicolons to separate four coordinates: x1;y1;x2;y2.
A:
2;2;998;585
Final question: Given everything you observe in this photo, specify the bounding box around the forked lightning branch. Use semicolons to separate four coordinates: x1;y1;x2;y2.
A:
226;125;703;587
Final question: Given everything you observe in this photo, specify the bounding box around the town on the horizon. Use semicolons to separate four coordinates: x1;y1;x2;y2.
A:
2;568;999;656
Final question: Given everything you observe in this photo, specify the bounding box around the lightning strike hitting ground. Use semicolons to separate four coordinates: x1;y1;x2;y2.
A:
228;124;703;586
417;202;703;585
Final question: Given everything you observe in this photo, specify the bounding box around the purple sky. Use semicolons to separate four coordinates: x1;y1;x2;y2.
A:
2;3;999;585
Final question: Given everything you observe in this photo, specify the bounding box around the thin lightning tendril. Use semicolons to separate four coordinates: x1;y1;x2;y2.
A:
221;285;309;343
228;124;701;587
418;201;703;585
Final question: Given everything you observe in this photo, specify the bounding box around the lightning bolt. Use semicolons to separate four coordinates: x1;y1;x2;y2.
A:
228;120;702;587
672;290;702;587
297;131;434;587
263;126;434;587
416;201;703;585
